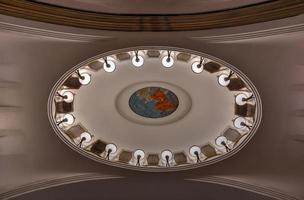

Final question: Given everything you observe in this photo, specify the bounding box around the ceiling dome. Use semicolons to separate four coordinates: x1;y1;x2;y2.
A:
48;47;262;172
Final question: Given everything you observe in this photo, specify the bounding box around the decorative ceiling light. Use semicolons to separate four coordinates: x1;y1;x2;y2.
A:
162;50;174;68
49;47;262;172
103;57;116;72
189;145;201;163
132;51;144;67
134;149;145;166
161;150;173;167
235;93;254;106
78;132;92;147
105;143;117;160
234;117;252;130
76;70;91;85
215;136;231;152
57;91;74;103
56;113;74;126
191;57;205;74
218;71;234;86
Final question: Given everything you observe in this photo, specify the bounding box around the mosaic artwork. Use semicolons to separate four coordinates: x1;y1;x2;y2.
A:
129;87;179;118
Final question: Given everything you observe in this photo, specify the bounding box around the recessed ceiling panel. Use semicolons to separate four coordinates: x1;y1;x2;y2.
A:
48;47;262;172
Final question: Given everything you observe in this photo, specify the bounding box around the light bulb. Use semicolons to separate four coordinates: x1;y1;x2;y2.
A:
103;60;116;72
105;143;117;154
161;150;173;161
80;132;92;143
132;55;144;67
215;136;228;147
63;114;74;125
234;117;247;129
189;145;201;157
134;149;145;160
62;91;74;103
162;56;174;68
191;61;203;74
218;74;230;86
235;93;248;106
78;73;91;85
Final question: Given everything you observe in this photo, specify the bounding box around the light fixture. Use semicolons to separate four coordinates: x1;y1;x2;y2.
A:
134;149;145;166
218;71;234;87
62;91;74;103
161;150;173;167
76;70;91;85
56;113;74;126
132;51;144;67
162;51;174;68
105;143;117;160
215;136;231;152
56;91;74;103
189;145;201;163
103;57;116;72
191;57;205;74
234;117;252;130
235;93;254;106
78;132;92;147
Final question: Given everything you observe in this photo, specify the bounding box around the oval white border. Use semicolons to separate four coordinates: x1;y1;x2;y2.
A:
47;46;262;172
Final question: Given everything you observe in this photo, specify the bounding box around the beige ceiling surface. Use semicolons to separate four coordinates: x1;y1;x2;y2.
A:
35;0;268;14
0;14;303;200
73;57;234;152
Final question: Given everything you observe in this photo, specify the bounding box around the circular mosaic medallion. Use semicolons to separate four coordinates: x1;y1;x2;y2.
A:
129;87;179;118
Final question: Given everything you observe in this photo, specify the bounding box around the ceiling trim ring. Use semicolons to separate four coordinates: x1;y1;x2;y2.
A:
0;21;115;42
187;177;299;200
1;18;304;41
0;174;123;200
47;46;262;172
0;0;304;31
191;23;304;43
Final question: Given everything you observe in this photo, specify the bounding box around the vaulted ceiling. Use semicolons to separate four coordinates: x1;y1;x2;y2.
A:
0;1;304;200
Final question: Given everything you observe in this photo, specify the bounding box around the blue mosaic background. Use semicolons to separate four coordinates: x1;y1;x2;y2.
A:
129;87;179;118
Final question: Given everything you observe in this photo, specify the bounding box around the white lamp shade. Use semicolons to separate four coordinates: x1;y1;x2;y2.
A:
62;91;74;103
132;55;144;67
218;74;230;86
79;73;91;85
162;56;174;68
191;61;204;74
234;117;247;129
80;132;92;143
134;149;145;160
161;150;173;161
215;136;228;146
105;143;117;154
189;145;201;157
63;114;74;125
235;93;248;106
103;60;116;72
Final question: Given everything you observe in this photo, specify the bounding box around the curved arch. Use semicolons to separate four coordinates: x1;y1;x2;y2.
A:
1;176;294;200
0;1;303;31
187;176;299;200
0;173;123;200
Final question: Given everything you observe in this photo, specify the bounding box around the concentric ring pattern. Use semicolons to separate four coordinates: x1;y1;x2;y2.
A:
48;47;262;172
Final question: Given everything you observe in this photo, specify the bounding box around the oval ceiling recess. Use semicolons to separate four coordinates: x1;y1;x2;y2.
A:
48;47;262;172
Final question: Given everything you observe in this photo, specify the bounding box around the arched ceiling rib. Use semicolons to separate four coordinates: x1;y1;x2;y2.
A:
35;0;268;15
0;0;303;31
7;178;279;200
